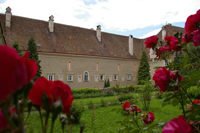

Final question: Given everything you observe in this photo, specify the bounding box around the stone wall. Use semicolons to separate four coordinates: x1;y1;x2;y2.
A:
39;53;140;89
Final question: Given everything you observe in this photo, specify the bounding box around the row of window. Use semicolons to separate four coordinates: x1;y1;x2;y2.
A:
48;73;134;82
67;61;137;71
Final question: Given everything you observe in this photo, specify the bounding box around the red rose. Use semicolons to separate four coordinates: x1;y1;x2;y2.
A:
28;77;74;114
153;67;171;92
131;105;141;113
165;36;174;44
28;77;52;106
156;46;171;58
192;9;200;26
123;102;130;111
182;32;193;44
153;67;184;92
193;30;200;46
51;81;74;114
185;9;200;34
0;46;37;103
141;111;155;125
0;108;16;132
162;115;190;133
170;37;181;51
145;35;158;49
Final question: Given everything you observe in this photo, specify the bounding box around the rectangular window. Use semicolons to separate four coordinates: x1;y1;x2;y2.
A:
114;75;118;80
94;75;98;81
67;75;73;81
109;75;112;81
78;75;82;82
127;74;131;80
48;74;54;81
99;75;104;81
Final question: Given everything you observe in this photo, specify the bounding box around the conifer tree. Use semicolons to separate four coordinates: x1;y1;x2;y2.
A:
107;79;110;87
137;50;150;85
27;36;42;80
12;40;22;57
104;79;107;88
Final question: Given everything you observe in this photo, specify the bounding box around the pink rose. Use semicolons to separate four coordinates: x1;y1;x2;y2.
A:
145;35;158;49
123;102;130;111
131;105;141;113
162;115;191;133
182;32;193;44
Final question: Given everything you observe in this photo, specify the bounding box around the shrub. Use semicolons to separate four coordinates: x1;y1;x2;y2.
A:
70;103;85;124
187;86;200;99
117;94;134;103
87;101;95;109
100;98;107;107
138;81;153;111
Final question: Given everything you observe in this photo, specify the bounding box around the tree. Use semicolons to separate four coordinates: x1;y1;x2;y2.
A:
137;50;151;85
107;79;110;87
12;40;22;57
27;36;42;80
104;79;107;88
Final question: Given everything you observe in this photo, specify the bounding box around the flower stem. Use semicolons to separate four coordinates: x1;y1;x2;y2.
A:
38;108;44;133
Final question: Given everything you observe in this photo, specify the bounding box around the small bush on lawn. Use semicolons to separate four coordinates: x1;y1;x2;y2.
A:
116;94;134;103
87;101;95;109
100;98;107;107
187;86;200;99
70;103;85;124
138;81;153;111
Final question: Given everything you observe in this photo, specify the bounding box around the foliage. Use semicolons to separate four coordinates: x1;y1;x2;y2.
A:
12;40;22;57
116;93;135;103
137;50;151;85
187;86;200;99
104;79;107;88
72;88;102;94
100;98;107;107
107;79;110;87
87;101;95;110
70;103;85;124
27;36;42;80
138;81;153;111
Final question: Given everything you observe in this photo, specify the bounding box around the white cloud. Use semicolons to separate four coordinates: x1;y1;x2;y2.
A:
139;29;161;39
0;0;199;33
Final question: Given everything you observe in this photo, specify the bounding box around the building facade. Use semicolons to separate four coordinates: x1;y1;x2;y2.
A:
0;7;185;89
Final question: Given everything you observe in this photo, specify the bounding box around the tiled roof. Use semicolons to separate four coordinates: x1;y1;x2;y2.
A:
0;14;184;60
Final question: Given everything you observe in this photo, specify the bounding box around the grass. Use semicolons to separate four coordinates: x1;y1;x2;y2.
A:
25;96;183;133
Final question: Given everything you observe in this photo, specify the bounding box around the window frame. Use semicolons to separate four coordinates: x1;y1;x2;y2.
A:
127;74;131;80
113;74;118;80
48;74;54;81
67;75;73;81
99;74;104;81
83;71;89;81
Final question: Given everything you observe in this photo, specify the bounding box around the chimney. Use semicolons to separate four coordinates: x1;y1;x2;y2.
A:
5;7;12;28
96;25;101;42
129;35;133;56
49;15;54;32
162;26;166;40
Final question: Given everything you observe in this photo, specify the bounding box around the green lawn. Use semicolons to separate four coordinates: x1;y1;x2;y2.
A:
25;97;182;133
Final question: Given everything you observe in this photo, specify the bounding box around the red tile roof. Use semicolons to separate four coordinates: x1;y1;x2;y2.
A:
0;14;184;60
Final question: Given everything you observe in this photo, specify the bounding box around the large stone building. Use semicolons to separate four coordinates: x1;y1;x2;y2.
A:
0;7;185;89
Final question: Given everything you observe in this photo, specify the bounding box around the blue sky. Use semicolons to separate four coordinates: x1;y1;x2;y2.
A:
0;0;199;38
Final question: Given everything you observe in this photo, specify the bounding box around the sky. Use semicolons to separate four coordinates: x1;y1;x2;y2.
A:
0;0;199;38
